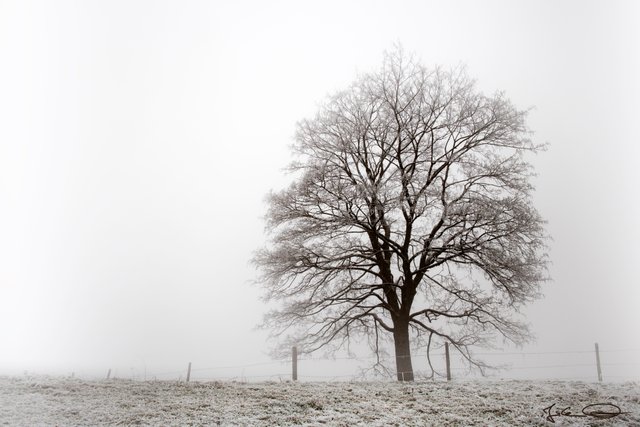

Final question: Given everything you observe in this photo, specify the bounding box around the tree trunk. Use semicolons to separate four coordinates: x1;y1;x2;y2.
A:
393;320;414;381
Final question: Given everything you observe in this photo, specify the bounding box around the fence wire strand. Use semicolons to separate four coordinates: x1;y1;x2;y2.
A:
58;347;640;382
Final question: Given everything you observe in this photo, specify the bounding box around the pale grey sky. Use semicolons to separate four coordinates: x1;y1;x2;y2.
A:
1;0;638;380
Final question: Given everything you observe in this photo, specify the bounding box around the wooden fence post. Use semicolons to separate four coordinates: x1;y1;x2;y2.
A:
595;343;602;382
186;362;192;383
445;342;451;381
106;369;111;380
292;346;298;381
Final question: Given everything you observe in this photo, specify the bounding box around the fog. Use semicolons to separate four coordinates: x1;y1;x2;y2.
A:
1;0;638;381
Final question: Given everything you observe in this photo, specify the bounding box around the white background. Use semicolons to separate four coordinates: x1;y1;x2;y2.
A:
1;0;638;380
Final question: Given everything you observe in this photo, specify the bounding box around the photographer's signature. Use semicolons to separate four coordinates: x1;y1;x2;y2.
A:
542;402;626;423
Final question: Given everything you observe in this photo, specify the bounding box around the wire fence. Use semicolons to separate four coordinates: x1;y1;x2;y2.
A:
446;349;640;381
49;345;640;383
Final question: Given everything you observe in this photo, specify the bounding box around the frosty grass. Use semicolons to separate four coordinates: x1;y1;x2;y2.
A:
1;376;638;426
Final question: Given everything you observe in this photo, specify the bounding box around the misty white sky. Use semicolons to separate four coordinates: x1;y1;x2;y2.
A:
1;0;639;380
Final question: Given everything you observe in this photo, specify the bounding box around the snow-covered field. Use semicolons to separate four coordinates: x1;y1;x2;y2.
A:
0;376;638;426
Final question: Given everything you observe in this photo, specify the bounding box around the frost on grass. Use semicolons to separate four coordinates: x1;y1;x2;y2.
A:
0;376;638;426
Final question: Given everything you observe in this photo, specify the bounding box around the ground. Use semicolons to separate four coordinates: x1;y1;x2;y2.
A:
0;376;638;426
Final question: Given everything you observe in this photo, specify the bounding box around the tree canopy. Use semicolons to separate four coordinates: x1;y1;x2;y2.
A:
255;49;548;381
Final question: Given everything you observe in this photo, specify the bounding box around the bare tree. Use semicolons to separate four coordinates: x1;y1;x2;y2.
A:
255;49;548;381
